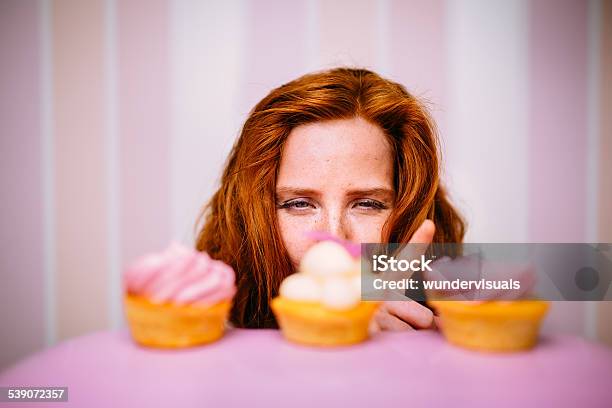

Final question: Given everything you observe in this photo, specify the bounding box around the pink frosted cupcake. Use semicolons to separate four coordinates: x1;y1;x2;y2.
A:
123;242;236;348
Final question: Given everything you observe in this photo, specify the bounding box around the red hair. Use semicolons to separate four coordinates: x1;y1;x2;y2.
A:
195;67;465;328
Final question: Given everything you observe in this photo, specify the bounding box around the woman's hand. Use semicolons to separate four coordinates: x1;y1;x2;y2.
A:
371;300;436;331
369;219;438;332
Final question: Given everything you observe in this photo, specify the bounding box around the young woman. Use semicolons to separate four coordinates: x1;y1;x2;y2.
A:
195;67;465;330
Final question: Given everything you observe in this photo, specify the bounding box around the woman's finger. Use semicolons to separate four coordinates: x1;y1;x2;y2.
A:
374;304;414;331
395;219;436;264
384;300;434;329
432;315;443;330
408;219;436;245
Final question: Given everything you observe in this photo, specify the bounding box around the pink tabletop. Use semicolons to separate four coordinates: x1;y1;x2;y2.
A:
1;329;611;407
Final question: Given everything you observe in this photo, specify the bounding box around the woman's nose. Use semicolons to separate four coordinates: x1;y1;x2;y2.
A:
320;209;351;241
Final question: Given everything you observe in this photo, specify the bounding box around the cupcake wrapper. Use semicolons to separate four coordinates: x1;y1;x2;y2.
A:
271;297;379;347
428;300;550;352
124;295;231;348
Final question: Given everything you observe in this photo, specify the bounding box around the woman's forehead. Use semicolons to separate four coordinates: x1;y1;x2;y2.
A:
277;117;393;188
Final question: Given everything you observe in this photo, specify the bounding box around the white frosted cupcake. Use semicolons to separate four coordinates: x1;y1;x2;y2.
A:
271;239;379;346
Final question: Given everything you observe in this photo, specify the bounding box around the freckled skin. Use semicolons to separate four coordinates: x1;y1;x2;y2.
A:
275;116;394;268
275;116;436;331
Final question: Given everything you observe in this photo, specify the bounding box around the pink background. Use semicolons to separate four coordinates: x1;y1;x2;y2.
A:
1;0;611;370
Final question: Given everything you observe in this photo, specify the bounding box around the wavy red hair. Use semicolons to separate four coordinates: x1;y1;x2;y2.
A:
195;67;465;328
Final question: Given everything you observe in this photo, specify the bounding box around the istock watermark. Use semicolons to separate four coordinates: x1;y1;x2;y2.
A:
360;243;612;302
372;254;434;272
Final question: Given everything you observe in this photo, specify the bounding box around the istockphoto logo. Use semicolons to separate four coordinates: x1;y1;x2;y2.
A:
360;243;612;302
372;254;433;272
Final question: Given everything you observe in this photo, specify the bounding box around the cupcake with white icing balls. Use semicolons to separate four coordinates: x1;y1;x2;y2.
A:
271;239;379;346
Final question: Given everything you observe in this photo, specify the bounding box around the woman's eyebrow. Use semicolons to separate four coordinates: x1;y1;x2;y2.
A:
276;186;394;199
346;187;394;199
275;187;321;197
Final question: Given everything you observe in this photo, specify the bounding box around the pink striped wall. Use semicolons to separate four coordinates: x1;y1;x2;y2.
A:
242;0;310;116
528;0;589;335
528;0;589;243
118;0;172;277
0;0;45;370
597;0;612;344
598;0;612;244
0;0;610;369
390;0;447;137
319;0;379;69
53;0;109;340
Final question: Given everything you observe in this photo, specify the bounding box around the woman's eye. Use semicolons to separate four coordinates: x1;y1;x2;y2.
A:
354;199;387;210
278;199;314;210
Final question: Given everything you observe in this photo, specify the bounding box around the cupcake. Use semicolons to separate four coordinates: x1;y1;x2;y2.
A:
271;239;379;347
428;300;549;352
123;242;236;348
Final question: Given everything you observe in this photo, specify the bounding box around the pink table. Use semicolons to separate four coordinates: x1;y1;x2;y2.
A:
1;329;611;407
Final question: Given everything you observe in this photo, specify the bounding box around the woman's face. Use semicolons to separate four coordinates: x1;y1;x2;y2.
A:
276;116;395;267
